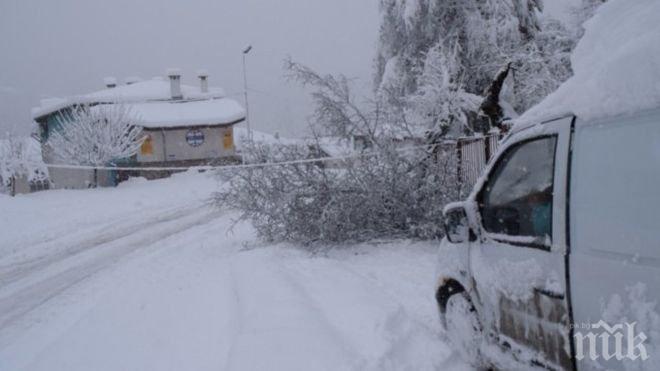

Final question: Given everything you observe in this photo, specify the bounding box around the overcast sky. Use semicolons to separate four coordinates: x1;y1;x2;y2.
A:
0;0;380;137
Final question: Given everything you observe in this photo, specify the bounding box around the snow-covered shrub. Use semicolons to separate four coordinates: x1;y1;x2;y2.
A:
46;104;144;167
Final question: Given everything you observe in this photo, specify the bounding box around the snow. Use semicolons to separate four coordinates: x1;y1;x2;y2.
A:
0;171;471;370
233;127;301;151
103;77;117;86
32;79;228;120
313;136;355;158
126;99;245;128
165;67;182;76
124;76;142;85
599;283;660;371
517;0;660;127
379;56;401;91
401;0;421;29
32;77;246;129
541;0;580;23
471;246;544;303
0;136;48;183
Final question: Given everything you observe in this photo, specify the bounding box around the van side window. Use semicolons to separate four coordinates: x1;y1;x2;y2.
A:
479;136;557;240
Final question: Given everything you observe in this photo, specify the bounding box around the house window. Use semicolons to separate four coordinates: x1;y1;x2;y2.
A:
223;128;234;150
141;134;153;155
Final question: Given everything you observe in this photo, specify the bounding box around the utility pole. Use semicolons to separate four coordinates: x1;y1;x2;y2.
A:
242;45;253;143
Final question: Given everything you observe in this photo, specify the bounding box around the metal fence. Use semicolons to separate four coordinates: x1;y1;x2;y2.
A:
456;133;502;195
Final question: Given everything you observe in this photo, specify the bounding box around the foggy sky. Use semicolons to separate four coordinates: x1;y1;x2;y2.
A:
0;0;380;137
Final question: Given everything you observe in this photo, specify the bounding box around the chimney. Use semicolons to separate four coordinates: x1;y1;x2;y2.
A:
103;77;117;89
166;68;183;100
197;69;209;93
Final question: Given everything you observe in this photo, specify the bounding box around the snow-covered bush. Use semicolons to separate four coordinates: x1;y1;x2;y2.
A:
217;61;460;244
46;104;144;167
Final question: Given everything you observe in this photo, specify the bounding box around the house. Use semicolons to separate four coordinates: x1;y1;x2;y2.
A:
31;69;246;187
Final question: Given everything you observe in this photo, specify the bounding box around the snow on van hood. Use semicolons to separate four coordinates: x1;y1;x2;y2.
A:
516;0;660;127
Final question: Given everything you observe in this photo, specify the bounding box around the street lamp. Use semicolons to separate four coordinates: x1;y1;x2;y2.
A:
242;45;253;143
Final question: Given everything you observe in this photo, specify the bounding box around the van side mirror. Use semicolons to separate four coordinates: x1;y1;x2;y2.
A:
443;203;472;244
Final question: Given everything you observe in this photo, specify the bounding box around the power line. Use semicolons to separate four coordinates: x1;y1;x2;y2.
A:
8;142;455;173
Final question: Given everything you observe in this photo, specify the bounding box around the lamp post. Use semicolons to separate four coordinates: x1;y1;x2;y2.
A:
242;45;253;143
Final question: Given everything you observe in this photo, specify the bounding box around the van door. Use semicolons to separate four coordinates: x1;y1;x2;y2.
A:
569;110;660;371
468;116;574;369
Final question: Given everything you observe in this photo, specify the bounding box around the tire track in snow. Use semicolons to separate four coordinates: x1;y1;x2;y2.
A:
274;249;464;370
0;206;221;334
221;261;247;371
0;204;206;285
220;250;363;371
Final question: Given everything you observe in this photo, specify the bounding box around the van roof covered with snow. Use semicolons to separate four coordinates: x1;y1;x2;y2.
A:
513;0;660;132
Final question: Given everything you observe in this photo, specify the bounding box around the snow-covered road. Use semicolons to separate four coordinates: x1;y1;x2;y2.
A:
0;172;471;371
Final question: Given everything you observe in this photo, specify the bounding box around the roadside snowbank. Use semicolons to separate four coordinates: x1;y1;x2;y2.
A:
518;0;660;125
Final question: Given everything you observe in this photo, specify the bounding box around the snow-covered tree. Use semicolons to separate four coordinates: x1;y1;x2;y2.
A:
285;58;381;140
373;0;578;135
375;0;543;94
406;44;482;136
0;134;48;195
218;60;461;244
46;104;144;167
510;18;575;112
1;135;26;190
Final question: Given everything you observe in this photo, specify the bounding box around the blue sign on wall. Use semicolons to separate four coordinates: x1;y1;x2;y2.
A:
186;129;205;147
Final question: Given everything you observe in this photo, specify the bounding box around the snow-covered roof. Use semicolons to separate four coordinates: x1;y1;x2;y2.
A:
126;99;245;129
515;0;660;129
31;78;229;121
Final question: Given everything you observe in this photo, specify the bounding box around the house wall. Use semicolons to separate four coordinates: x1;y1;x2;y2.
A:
137;125;235;164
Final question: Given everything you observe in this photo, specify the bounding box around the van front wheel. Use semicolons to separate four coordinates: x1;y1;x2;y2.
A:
444;293;483;363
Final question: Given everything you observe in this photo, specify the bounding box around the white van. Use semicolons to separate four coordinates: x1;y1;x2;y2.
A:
435;108;660;370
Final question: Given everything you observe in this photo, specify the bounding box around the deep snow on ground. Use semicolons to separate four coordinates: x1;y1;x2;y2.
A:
0;171;471;371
